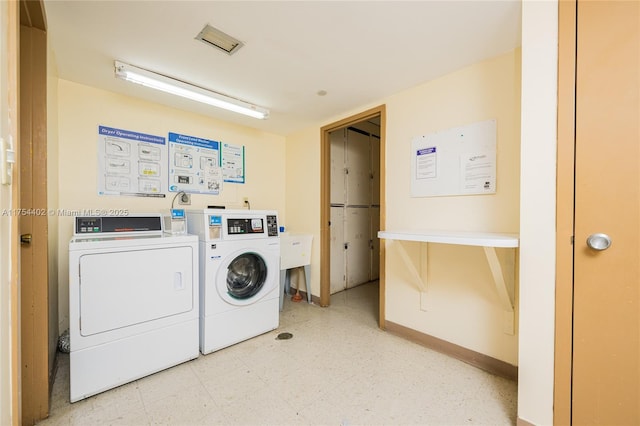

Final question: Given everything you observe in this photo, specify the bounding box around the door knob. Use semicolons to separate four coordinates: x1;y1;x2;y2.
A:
586;233;611;251
20;234;32;244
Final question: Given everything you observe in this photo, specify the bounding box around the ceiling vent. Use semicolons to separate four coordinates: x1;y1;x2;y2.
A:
195;24;243;55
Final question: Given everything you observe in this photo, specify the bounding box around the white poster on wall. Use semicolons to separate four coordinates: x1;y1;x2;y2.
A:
415;147;437;179
460;152;495;193
168;132;222;195
410;119;496;197
97;125;167;197
220;142;245;184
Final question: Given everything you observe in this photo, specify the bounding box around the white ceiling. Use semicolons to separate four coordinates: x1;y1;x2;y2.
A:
43;1;522;136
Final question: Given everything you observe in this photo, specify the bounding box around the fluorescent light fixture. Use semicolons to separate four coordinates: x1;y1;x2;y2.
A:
114;61;269;120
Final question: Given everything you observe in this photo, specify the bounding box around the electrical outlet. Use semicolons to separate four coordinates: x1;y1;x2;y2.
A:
243;197;249;203
178;193;191;205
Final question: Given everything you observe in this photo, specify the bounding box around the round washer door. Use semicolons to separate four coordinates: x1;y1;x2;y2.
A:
217;249;276;305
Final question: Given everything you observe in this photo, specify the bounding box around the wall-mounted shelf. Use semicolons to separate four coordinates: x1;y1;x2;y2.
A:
378;230;519;335
378;230;518;247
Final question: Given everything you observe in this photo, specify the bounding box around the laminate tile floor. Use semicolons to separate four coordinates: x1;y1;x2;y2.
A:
38;281;517;425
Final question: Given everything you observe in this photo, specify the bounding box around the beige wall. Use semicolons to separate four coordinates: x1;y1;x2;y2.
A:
287;50;521;365
283;126;322;289
383;51;521;365
55;80;286;330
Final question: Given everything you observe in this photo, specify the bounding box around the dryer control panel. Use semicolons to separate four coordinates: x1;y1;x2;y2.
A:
74;215;163;235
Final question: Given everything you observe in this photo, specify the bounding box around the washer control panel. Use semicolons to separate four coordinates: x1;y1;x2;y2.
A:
266;215;278;237
227;218;264;235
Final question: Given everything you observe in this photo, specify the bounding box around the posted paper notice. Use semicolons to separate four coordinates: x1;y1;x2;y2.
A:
461;152;495;193
416;147;437;179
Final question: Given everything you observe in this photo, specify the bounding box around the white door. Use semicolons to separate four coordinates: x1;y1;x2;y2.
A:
346;207;371;288
371;135;380;206
330;206;346;294
346;129;371;206
370;206;380;281
79;246;193;336
330;129;346;205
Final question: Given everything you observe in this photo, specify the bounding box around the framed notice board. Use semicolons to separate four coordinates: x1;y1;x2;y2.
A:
410;119;497;197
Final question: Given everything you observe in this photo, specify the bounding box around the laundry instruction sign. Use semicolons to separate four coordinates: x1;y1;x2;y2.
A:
97;125;167;197
220;142;245;184
168;132;222;195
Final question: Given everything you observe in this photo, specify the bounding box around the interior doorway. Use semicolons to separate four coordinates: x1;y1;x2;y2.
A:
320;105;386;328
328;121;380;294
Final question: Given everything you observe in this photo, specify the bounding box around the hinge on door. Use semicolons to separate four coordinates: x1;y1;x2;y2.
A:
344;168;349;175
570;235;575;245
344;242;349;250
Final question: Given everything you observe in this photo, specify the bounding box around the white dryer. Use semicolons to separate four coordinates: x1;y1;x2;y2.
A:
187;209;280;354
68;215;199;402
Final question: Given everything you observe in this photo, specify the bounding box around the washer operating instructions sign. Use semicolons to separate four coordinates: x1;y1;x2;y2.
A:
168;132;223;195
97;125;167;197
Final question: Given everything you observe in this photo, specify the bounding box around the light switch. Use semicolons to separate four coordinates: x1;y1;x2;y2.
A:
1;137;15;185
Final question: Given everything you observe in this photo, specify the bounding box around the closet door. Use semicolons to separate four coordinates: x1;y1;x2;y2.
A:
371;135;380;206
330;129;346;205
572;1;639;423
330;206;346;294
370;206;380;281
345;207;371;288
345;129;371;206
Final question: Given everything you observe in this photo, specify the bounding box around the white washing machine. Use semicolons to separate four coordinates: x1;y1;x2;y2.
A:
68;215;199;402
187;209;280;354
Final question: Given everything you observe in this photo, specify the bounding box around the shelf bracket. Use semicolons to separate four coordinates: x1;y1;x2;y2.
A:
388;239;517;334
483;246;516;335
391;240;429;310
380;231;518;335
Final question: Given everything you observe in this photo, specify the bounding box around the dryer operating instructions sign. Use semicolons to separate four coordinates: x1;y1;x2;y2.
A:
97;125;167;197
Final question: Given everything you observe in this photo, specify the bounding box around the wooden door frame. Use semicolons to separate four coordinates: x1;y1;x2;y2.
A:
555;0;576;424
320;105;387;328
19;0;49;423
